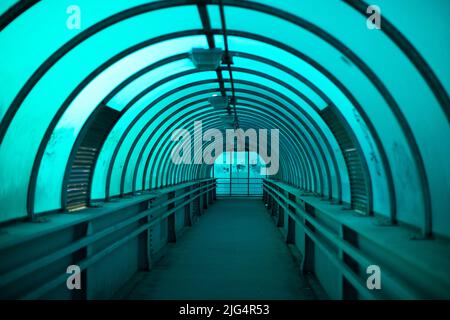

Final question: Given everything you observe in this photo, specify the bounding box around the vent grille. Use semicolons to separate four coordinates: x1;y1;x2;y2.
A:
65;106;120;211
321;107;369;214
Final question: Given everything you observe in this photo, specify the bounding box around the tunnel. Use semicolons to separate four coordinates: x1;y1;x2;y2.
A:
0;0;449;302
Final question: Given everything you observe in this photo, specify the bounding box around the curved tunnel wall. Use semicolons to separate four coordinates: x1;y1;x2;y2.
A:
0;0;449;243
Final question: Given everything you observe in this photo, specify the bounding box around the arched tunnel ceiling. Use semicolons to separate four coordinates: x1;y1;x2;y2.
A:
0;1;449;238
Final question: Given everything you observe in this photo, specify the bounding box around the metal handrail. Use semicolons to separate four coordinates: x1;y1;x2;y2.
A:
262;179;419;299
0;179;216;298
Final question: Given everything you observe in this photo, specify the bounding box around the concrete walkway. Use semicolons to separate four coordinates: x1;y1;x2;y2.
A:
127;199;315;300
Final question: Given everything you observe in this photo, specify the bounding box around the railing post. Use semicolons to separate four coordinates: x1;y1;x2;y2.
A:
184;186;192;227
194;183;202;216
142;199;154;272
202;182;208;210
301;202;315;274
341;226;359;300
213;179;217;200
208;181;214;204
167;192;176;243
267;191;272;210
73;221;90;300
271;186;279;217
286;193;296;244
277;189;285;228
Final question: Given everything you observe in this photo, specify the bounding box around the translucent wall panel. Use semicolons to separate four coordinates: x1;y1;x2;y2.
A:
108;59;195;109
244;0;450;233
228;80;334;196
377;0;450;92
223;68;349;199
35;36;207;213
121;103;215;193
0;5;202;219
135;110;222;191
0;0;446;236
0;0;163;122
105;79;218;198
154;118;220;188
215;30;393;218
231;88;325;193
0;0;18;16
236;105;310;189
92;69;215;199
137;98;219;190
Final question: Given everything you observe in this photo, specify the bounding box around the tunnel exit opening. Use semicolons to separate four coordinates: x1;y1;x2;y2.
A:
212;151;266;197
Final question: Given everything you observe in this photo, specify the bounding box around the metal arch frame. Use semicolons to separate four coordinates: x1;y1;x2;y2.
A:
112;69;358;209
107;87;219;197
19;28;357;215
219;30;400;220
132;104;301;192
227;93;320;192
230;111;303;184
237;120;297;186
105;83;216;199
229;87;327;194
152;110;298;192
38;48;331;214
223;67;341;196
60;54;192;210
117;94;218;195
126;87;316;196
0;0;38;31
156;117;223;189
1;0;440;232
139;105;225;190
119;83;324;198
148;104;305;195
25;28;386;220
24;39;342;218
1;0;444;124
101;52;190;104
27;29;206;216
106;81;317;200
25;28;390;222
133;94;308;195
131;106;226;191
158;114;298;192
230;52;327;108
13;4;418;228
0;0;203;143
237;120;297;185
151;116;221;189
239;112;304;186
208;8;427;231
236;107;309;188
163;118;296;189
343;0;450;123
139;99;301;190
101;52;343;198
217;29;394;218
223;63;342;197
99;57;343;198
138;94;305;193
102;61;344;197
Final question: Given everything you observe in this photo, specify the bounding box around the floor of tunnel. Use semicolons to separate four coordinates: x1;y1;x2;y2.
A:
124;198;316;300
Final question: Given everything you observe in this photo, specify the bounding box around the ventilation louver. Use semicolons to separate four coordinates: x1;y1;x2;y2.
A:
321;107;370;214
64;106;121;211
